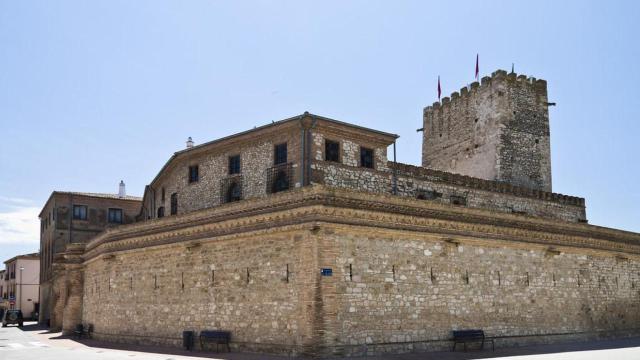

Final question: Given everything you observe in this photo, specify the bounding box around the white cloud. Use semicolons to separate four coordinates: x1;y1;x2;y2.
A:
0;206;40;245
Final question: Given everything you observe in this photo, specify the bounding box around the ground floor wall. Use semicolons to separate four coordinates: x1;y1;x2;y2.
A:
79;222;640;357
319;225;640;356
38;281;52;325
81;228;319;355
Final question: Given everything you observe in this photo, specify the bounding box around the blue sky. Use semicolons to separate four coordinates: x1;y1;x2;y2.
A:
0;1;639;261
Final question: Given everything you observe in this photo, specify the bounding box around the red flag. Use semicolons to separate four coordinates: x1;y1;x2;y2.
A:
437;76;441;100
475;54;479;80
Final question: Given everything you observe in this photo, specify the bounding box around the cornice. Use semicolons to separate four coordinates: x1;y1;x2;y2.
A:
81;185;640;262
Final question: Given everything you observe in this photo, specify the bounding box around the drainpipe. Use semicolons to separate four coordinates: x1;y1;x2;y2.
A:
392;141;398;195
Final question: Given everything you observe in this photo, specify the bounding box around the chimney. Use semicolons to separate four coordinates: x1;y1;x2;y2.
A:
118;180;126;198
186;137;194;149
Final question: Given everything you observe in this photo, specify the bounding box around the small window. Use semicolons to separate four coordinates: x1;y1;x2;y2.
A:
416;189;442;200
73;205;87;220
325;140;340;162
450;195;467;206
108;208;123;224
274;143;287;165
360;147;374;169
157;206;165;218
188;165;199;183
161;187;165;202
229;155;241;175
170;193;178;215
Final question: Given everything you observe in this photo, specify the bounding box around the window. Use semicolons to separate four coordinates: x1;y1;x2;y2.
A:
416;189;442;200
161;187;165;202
188;165;199;183
227;181;242;203
108;208;123;224
274;143;287;165
229;155;241;175
157;206;165;218
170;193;178;215
325;140;340;162
360;147;374;168
73;205;87;220
450;195;467;206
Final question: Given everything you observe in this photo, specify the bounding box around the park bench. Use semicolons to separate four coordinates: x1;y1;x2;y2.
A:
199;330;231;352
73;323;93;339
451;329;494;352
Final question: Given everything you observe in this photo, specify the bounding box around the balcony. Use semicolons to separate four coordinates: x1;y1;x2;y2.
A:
266;163;293;194
220;175;243;204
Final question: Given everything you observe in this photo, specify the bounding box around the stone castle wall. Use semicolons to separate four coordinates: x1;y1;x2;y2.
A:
73;186;640;357
312;160;585;222
322;225;640;355
423;70;552;192
81;227;317;354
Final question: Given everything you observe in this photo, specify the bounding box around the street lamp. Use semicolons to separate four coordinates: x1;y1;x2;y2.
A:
19;266;24;311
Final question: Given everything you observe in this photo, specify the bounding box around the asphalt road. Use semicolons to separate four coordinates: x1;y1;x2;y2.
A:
1;322;640;360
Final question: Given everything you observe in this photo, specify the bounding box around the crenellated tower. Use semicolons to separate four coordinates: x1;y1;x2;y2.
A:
422;69;552;192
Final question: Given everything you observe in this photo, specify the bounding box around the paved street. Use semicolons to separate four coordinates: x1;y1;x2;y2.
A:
1;322;640;360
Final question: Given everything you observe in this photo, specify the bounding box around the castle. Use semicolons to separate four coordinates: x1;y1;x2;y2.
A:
40;70;640;357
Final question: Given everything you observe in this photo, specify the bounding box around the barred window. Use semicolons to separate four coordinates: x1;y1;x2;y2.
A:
325;140;340;162
229;155;241;175
360;147;374;168
221;176;243;204
274;143;287;165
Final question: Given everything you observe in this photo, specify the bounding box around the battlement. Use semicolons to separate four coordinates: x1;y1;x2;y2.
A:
422;69;552;192
424;70;547;114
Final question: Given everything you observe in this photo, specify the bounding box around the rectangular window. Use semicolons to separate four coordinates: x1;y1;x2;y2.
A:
325;140;340;162
73;205;88;220
274;143;287;165
157;206;165;218
188;165;199;183
228;155;241;175
108;208;123;224
360;147;374;168
161;187;165;202
170;193;178;215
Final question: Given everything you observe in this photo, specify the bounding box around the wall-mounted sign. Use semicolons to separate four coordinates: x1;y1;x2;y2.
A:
321;268;333;276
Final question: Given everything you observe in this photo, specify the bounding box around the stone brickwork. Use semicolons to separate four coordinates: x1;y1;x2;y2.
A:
72;186;640;357
312;160;585;222
423;70;552;192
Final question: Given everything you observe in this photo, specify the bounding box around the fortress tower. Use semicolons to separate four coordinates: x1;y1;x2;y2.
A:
422;70;552;192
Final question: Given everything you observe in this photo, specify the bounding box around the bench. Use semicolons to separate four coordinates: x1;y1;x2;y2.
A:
73;323;93;339
451;329;493;352
199;330;231;352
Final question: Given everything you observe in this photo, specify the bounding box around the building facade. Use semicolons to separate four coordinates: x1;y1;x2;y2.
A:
38;190;141;328
47;70;640;357
3;253;40;319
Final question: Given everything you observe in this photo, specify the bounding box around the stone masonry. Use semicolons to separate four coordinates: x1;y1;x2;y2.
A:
45;71;640;357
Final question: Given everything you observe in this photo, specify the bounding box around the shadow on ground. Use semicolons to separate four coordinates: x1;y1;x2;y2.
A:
15;324;640;360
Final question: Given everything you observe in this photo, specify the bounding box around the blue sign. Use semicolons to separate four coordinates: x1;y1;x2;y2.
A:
321;268;333;276
8;295;15;301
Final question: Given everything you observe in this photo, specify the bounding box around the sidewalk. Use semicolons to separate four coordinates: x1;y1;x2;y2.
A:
22;323;640;360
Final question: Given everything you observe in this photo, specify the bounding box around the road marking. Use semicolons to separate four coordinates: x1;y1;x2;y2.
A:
7;343;25;348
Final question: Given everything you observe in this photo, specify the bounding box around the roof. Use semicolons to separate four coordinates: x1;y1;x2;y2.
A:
4;252;39;264
39;191;142;217
149;112;399;186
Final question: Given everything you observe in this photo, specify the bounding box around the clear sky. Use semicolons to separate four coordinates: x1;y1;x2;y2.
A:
1;1;639;262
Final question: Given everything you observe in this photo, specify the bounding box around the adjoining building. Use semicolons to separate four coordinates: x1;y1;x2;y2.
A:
3;253;40;319
38;185;142;328
0;269;7;311
45;70;640;357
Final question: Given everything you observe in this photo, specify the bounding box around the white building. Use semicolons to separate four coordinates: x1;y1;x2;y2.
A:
3;253;40;319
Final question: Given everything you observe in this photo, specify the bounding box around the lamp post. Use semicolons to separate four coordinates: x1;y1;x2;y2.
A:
19;266;24;311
